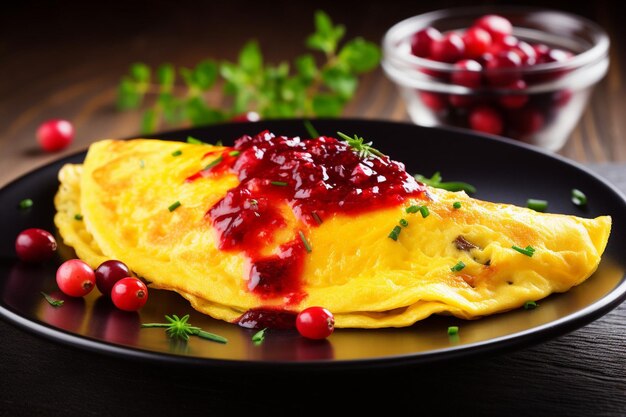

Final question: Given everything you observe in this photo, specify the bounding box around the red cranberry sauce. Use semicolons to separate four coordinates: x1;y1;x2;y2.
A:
236;307;298;330
191;130;426;328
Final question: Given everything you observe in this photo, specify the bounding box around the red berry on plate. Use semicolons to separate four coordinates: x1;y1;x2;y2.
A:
296;306;335;340
95;260;131;296
451;59;482;88
463;27;492;59
15;228;57;263
56;259;96;297
469;106;504;135
411;27;442;58
475;14;513;43
111;277;148;312
430;32;465;63
37;119;74;152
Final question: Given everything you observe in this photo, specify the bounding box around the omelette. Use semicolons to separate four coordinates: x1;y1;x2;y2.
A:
53;131;611;328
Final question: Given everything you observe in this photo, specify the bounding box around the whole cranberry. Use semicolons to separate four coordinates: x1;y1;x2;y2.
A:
469;106;504;135
430;33;465;63
15;228;57;263
451;59;482;87
509;107;545;136
418;90;447;111
462;27;492;59
475;14;513;43
411;27;442;58
485;51;521;86
499;79;529;109
95;260;132;296
37;119;74;152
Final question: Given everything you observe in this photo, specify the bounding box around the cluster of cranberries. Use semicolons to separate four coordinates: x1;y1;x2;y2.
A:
15;228;148;311
410;14;574;137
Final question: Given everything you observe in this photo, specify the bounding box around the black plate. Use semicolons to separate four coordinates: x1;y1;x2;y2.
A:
1;118;625;370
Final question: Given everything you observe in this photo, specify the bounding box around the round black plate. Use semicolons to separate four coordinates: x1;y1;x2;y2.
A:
1;118;625;370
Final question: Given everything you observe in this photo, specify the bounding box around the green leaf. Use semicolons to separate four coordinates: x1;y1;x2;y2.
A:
157;64;175;90
295;54;318;82
314;10;333;35
312;94;344;117
158;92;183;124
306;10;345;55
140;109;158;134
239;41;263;74
131;62;151;83
321;67;357;99
194;59;218;90
117;77;142;110
338;37;381;73
185;97;224;126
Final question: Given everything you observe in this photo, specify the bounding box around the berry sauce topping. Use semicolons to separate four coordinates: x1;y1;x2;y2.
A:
188;130;426;328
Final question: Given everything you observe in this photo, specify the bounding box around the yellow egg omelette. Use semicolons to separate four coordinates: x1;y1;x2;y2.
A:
53;131;611;328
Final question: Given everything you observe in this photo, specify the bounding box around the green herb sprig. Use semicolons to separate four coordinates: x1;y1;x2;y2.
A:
415;172;476;194
41;292;64;307
142;314;227;344
118;10;381;134
252;328;268;345
337;131;384;158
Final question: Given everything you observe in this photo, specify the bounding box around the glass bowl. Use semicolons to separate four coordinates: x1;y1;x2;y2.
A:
382;7;610;151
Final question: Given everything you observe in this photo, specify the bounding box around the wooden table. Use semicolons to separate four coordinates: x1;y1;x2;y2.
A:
1;1;625;415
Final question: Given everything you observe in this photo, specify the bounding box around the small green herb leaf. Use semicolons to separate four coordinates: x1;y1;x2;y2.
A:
453;201;462;209
41;292;64;307
299;231;313;253
168;201;181;212
74;214;83;221
451;261;465;272
447;326;459;336
171;149;182;157
252;328;268;345
524;301;538;310
18;198;33;209
527;199;548;212
571;189;587;207
415;172;477;194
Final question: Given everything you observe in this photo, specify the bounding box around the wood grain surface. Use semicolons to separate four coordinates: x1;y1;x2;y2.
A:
1;1;625;416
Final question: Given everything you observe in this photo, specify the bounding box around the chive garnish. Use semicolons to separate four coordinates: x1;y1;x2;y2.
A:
406;205;420;214
304;120;320;138
299;231;312;253
447;326;459;336
140;159;145;169
168;201;181;212
512;245;535;257
388;225;402;241
171;149;182;157
271;181;288;186
18;198;33;209
527;199;548;212
524;301;538;310
187;136;207;145
399;218;409;227
451;261;465;272
252;328;268;345
571;189;587;207
204;155;223;170
41;292;64;307
419;206;430;218
453;201;461;209
74;214;83;221
311;211;323;225
415;172;476;194
228;150;240;157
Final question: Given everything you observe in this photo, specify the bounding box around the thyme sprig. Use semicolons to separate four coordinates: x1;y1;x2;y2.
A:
142;314;227;344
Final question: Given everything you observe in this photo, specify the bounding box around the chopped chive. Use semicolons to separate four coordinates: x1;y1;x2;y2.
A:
271;181;288;186
453;201;462;209
399;218;409;227
388;225;402;241
168;201;181;212
140;159;145;169
527;199;548;212
512;245;535;257
447;326;459;336
419;206;430;218
415;172;476;194
204;155;223;170
523;301;538;310
18;198;33;209
450;261;465;272
311;211;323;225
171;149;182;157
571;189;587;207
74;214;83;221
405;205;420;214
228;150;240;157
252;328;268;345
299;231;312;253
303;120;320;138
187;136;207;145
41;292;64;307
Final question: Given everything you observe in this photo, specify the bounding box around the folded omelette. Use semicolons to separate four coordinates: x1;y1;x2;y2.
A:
54;131;611;328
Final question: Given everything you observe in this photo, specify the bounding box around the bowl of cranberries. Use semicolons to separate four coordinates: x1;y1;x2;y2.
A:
382;7;609;151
